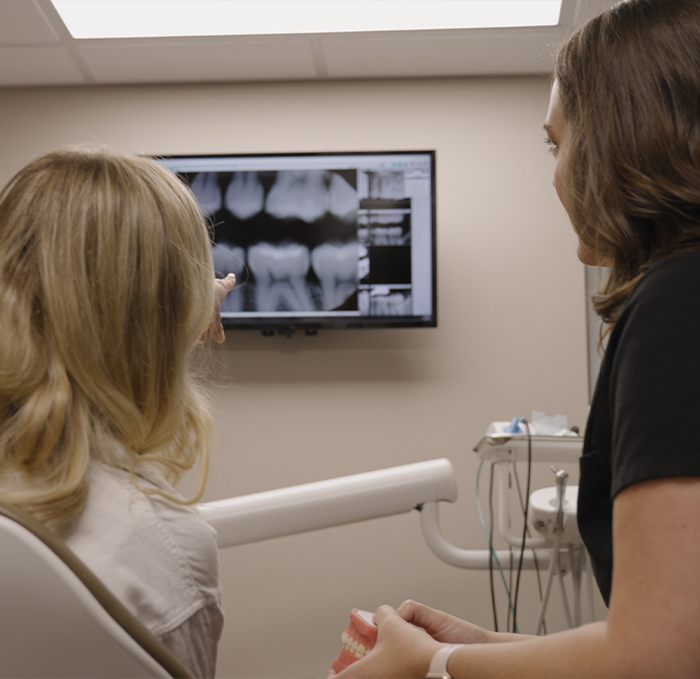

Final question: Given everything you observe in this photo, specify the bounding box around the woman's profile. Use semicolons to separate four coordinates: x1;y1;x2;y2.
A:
336;1;700;676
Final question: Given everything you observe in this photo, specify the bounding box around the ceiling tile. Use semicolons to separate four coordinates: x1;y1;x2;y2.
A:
0;46;85;86
0;1;623;87
76;39;319;84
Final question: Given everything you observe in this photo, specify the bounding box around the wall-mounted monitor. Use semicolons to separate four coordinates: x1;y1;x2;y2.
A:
155;151;436;335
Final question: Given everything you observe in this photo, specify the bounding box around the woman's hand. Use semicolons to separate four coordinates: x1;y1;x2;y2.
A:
397;600;519;644
336;605;442;679
396;600;491;645
199;274;236;344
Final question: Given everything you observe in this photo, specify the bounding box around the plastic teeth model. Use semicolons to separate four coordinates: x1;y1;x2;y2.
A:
331;609;378;674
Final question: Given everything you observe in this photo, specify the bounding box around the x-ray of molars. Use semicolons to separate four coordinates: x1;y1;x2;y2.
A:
248;242;315;312
188;169;359;225
265;170;359;223
189;172;222;217
310;242;359;310
359;288;412;316
245;241;360;313
225;171;265;220
212;243;246;312
185;168;361;314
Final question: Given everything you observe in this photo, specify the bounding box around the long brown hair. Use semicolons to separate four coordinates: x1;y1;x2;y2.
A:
0;146;214;526
555;0;700;324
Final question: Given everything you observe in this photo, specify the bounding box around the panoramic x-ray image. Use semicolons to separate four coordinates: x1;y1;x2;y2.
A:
185;169;359;314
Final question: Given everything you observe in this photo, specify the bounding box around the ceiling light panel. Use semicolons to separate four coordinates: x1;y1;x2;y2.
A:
52;1;562;39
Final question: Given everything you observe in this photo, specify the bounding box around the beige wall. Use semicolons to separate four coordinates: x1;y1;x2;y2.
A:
0;76;602;678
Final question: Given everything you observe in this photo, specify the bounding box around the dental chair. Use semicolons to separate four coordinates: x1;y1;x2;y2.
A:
0;458;458;678
0;501;194;679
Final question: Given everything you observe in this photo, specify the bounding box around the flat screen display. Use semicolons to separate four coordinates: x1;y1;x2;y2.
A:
155;151;436;334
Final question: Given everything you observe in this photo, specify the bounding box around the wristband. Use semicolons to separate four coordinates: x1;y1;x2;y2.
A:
426;644;464;679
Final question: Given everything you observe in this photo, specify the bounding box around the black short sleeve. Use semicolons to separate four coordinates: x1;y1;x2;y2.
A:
609;251;700;496
578;251;700;605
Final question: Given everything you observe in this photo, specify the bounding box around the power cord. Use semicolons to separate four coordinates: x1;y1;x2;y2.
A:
475;458;516;628
488;461;499;632
511;418;532;634
512;446;546;634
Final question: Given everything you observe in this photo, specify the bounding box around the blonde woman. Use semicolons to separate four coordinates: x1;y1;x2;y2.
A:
337;1;700;677
0;146;235;677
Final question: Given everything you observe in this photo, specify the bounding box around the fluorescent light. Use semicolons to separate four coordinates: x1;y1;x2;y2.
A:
52;1;562;40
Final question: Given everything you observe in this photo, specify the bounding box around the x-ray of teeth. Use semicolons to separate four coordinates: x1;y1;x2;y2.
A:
265;170;358;224
358;290;370;315
363;170;405;201
224;171;265;220
159;151;436;327
247;242;315;312
180;168;375;314
328;172;360;222
369;226;409;246
310;242;359;310
212;242;246;279
358;251;370;279
358;212;405;226
189;172;222;217
184;169;358;233
212;243;247;313
370;289;412;316
358;210;412;246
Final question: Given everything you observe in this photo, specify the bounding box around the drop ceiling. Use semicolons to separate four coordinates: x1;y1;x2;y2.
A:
0;0;618;88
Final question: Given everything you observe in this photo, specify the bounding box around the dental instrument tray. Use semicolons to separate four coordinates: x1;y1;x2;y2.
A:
473;434;584;463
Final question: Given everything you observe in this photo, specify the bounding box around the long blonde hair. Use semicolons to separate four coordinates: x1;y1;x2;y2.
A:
0;146;214;526
555;0;700;324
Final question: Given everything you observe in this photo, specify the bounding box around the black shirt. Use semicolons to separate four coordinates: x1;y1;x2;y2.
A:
578;251;700;605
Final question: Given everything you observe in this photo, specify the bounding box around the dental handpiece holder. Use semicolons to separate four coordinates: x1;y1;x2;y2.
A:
473;430;584;549
417;430;585;572
473;429;594;632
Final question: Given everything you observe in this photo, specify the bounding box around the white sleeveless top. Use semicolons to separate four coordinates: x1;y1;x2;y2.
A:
55;462;224;678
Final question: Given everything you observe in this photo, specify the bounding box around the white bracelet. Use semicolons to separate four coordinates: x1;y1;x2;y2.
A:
425;644;464;679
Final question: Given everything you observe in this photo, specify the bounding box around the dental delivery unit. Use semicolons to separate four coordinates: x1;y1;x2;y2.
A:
197;419;588;638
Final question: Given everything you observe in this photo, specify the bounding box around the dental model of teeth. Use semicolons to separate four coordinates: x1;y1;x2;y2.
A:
331;609;378;674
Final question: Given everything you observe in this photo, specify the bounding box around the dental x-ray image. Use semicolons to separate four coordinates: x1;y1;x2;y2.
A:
357;211;411;246
185;169;359;314
155;151;436;332
359;288;413;316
